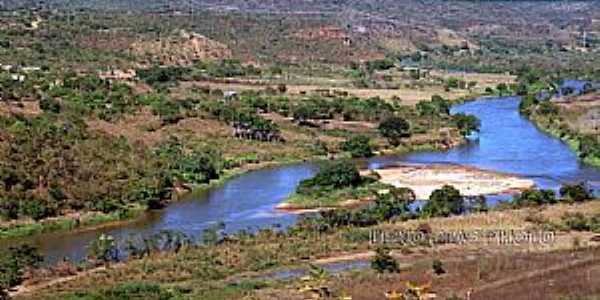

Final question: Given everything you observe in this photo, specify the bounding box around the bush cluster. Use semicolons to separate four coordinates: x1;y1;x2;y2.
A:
421;185;465;217
340;135;373;158
297;161;362;195
0;245;43;298
0;114;224;221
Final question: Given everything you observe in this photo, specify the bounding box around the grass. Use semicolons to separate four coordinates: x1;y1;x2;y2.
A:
0;205;145;240
16;199;600;300
284;181;391;209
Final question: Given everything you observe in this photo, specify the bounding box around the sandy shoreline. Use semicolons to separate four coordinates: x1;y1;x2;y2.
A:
375;163;535;200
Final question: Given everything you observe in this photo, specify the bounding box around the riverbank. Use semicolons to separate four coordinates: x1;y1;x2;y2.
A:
14;197;600;300
524;94;600;169
0;156;320;241
0;121;468;241
0;206;145;240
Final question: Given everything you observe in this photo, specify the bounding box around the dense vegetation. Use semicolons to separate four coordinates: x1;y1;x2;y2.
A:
0;245;43;299
0;65;476;234
0;103;226;222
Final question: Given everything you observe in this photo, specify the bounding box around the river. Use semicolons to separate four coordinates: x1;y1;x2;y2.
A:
7;96;600;264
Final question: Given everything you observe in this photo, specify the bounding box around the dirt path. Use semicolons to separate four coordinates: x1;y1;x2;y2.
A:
9;265;114;298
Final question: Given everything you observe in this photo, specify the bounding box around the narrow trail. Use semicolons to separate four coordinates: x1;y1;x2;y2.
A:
9;265;113;298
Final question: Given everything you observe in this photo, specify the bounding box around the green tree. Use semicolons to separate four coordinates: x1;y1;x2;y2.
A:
378;116;410;146
297;161;362;194
341;135;373;158
432;259;446;275
519;94;539;115
368;187;415;222
0;245;42;298
39;97;61;113
416;96;450;116
88;234;119;264
513;189;557;207
421;185;464;217
453;113;480;136
446;77;459;89
371;246;400;273
497;83;509;96
560;183;592;203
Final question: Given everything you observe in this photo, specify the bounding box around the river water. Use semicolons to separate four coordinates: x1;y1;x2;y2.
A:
6;96;600;264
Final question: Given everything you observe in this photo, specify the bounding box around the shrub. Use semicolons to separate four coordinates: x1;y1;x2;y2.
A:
21;199;58;221
341;135;373;158
519;94;539;115
205;59;261;78
378;116;410;146
297;161;361;194
416;96;450;116
298;187;416;232
367;189;415;223
174;149;222;184
561;212;591;231
513;189;557;207
155;139;223;186
277;84;287;94
0;245;42;297
432;259;446;275
0;197;18;220
65;282;178;300
104;283;176;300
39;97;61;113
497;83;509;95
537;101;559;115
579;135;600;160
421;185;464;217
560;183;592;203
446;77;460;89
87;234;119;264
137;66;190;88
453;113;480;136
366;58;395;73
150;100;182;125
371;246;400;273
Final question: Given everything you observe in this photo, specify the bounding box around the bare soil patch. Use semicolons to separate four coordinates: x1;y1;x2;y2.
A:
375;163;535;199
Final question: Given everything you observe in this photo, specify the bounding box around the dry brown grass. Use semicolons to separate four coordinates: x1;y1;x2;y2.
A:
180;69;514;105
14;200;600;300
557;92;600;135
430;70;515;86
0;101;41;116
86;108;233;147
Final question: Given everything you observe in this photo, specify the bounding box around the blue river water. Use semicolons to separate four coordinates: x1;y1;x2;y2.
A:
7;96;600;264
